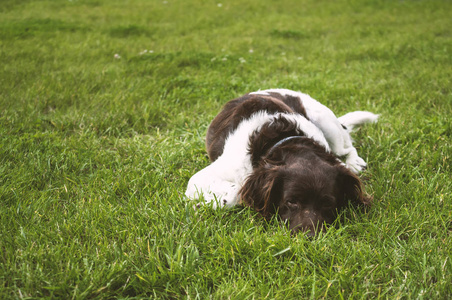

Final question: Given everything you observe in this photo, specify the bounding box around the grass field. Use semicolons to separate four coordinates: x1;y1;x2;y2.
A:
1;0;451;298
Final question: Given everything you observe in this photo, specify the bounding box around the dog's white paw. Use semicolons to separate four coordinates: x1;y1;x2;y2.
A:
345;155;367;174
211;181;240;208
185;174;239;208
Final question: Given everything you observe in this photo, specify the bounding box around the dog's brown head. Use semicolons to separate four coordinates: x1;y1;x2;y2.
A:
240;138;370;236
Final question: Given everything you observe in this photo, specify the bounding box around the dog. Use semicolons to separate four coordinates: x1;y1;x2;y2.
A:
185;89;378;235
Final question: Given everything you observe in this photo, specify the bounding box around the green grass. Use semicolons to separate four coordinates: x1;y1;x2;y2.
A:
1;0;451;298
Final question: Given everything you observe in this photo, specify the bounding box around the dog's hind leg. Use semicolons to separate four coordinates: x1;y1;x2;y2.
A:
312;115;367;173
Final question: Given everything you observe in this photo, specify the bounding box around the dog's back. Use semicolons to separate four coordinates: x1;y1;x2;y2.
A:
206;94;301;161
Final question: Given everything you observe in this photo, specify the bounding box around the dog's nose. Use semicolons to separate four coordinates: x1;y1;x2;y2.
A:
290;217;326;236
290;225;317;237
290;223;319;236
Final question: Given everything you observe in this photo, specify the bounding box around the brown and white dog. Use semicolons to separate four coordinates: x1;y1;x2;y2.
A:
185;89;378;235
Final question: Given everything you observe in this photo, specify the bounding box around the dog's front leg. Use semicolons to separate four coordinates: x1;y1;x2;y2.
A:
185;160;241;208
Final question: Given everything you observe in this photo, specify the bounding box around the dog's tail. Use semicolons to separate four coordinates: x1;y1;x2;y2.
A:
338;111;379;132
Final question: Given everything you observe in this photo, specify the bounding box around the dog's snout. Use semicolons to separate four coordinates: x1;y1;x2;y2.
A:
288;208;326;236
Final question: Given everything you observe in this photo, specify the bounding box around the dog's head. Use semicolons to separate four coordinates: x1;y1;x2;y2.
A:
240;144;370;236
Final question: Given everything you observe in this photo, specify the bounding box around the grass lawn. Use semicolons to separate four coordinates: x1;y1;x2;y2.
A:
1;0;451;298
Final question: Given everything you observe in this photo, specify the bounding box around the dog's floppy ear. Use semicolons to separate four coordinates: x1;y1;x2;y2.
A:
337;166;372;207
240;165;282;218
